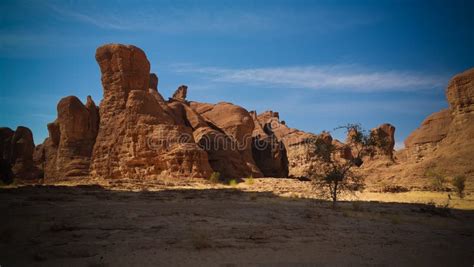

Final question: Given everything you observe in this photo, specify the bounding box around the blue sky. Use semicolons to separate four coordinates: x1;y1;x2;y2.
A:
1;0;473;147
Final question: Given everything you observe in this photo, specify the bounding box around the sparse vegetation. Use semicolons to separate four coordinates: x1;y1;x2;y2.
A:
209;172;220;184
309;124;379;207
381;185;409;193
246;175;254;185
425;168;446;191
228;179;237;187
451;175;466;199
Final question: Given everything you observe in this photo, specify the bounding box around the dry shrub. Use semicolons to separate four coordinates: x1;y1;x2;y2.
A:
451;175;466;199
209;172;220;184
381;185;409;193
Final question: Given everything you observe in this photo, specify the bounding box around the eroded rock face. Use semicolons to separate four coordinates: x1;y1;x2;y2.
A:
56;96;99;177
250;111;289;177
190;101;263;178
370;123;396;159
171;85;187;102
403;68;474;160
11;127;36;178
148;73;166;103
254;110;325;178
388;67;474;189
0;128;14;161
90;44;212;179
405;110;452;148
447;68;474;113
149;73;159;91
0;126;42;180
39;95;99;180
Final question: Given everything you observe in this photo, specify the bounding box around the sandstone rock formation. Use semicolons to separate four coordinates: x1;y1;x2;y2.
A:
7;43;470;190
171;85;187;102
190;101;263;178
250;111;289;177
90;44;212;179
404;109;452;148
370;123;396;159
149;73;159;92
148;73;166;103
447;69;474;113
38;95;100;180
0;128;14;162
410;68;474;179
362;68;474;190
0;126;42;180
404;68;474;163
252;111;328;178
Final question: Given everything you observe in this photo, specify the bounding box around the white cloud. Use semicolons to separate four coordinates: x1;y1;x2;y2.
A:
172;64;448;92
394;142;405;151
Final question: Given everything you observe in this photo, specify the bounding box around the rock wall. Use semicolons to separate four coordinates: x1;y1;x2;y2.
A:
11;43;470;188
0;126;42;180
38;95;99;180
190;101;263;178
370;123;396;159
90;44;213;179
253;111;327;178
403;68;474;166
250;111;289;177
364;68;474;190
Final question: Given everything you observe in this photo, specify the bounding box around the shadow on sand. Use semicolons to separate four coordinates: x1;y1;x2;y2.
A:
0;184;473;266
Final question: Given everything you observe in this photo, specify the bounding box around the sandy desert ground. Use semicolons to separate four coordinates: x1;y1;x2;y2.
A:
1;178;473;266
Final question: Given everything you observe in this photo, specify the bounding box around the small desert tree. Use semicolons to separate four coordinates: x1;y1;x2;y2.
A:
309;124;378;207
451;175;466;199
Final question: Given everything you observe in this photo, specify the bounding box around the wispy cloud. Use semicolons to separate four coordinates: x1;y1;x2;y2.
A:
45;3;276;32
173;64;447;92
44;3;377;34
47;4;134;30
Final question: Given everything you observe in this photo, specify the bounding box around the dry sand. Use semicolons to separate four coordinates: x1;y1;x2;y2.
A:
1;178;473;266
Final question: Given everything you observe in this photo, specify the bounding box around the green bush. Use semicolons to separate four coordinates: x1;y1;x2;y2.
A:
246;175;254;185
451;175;466;199
209;172;220;184
228;179;237;187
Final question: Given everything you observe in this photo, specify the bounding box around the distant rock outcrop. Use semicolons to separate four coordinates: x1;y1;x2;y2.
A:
370;123;396;159
8;43;470;190
253;111;326;178
0;126;42;180
404;109;452;148
364;68;474;190
171;85;188;102
404;68;474;163
447;69;474;113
